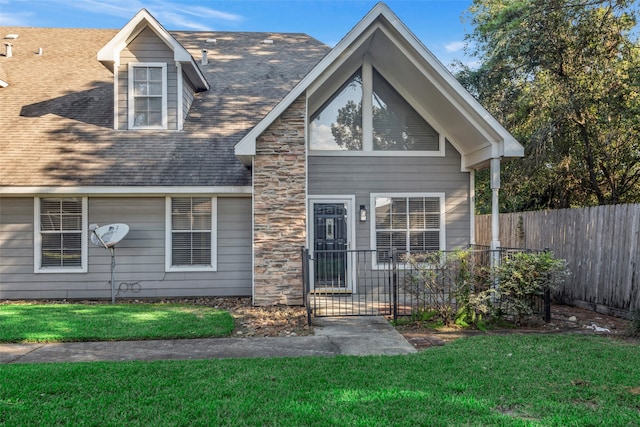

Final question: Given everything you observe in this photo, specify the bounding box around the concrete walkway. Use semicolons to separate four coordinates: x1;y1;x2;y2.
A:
0;316;416;364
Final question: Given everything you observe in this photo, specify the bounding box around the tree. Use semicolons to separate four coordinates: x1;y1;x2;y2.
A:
460;0;640;212
330;100;363;150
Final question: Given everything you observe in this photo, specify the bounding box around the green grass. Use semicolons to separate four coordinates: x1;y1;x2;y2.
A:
1;335;639;426
0;303;234;343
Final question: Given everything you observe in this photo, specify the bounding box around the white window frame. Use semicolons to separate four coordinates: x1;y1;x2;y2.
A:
34;197;88;273
309;57;445;157
165;196;217;272
128;62;168;130
370;192;446;269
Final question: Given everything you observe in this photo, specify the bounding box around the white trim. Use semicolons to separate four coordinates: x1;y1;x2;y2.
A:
308;150;444;158
165;196;218;272
34;197;88;274
369;192;446;270
113;63;119;129
128;62;168;130
307;195;357;292
250;158;255;303
176;62;184;130
0;186;252;196
470;172;476;245
362;54;373;152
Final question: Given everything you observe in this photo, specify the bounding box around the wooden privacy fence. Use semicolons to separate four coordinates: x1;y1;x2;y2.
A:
475;204;640;318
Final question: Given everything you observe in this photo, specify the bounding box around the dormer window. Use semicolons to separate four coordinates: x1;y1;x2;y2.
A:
128;62;167;129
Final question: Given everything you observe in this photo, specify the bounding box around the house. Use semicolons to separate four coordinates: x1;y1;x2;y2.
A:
0;3;523;305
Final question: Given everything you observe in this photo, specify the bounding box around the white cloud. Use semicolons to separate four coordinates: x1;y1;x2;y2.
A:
20;0;244;30
182;6;242;23
309;122;339;150
0;11;33;26
444;41;465;53
154;12;212;31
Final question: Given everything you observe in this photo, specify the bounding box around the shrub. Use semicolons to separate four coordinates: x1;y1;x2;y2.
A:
402;249;494;327
494;251;569;325
625;309;640;338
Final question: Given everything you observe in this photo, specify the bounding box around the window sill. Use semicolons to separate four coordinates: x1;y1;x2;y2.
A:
35;267;87;274
166;266;217;273
308;150;444;157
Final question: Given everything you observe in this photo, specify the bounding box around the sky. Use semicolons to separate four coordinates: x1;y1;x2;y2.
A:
0;0;476;69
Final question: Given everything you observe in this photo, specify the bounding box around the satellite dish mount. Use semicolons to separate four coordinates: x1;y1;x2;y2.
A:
90;223;130;303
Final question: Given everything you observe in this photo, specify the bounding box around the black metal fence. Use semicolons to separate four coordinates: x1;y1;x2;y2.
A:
303;249;393;323
302;246;551;324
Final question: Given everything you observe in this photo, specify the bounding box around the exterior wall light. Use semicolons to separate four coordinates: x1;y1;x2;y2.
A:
360;204;367;222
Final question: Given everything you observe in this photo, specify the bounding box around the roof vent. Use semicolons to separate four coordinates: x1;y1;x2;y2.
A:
201;49;208;66
261;39;274;45
4;34;19;40
4;43;12;58
37;47;43;56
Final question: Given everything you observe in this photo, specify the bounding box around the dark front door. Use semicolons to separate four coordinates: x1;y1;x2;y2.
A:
313;203;348;287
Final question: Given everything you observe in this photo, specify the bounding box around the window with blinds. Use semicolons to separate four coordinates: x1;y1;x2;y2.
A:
372;69;439;151
39;198;83;268
170;197;212;267
374;195;442;263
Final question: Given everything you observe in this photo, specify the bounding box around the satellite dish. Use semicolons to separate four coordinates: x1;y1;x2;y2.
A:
90;223;129;248
90;223;130;304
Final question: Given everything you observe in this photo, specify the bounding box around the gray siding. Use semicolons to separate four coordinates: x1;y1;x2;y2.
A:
117;27;178;130
0;196;251;299
182;75;195;122
308;142;471;250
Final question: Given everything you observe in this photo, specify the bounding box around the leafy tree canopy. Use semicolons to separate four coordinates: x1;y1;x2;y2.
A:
460;0;640;212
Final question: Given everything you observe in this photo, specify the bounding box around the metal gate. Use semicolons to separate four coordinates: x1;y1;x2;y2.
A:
303;248;395;318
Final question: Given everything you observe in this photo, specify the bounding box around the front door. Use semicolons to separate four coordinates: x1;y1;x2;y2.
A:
313;203;348;288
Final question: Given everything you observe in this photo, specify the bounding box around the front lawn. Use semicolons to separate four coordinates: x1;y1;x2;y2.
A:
1;335;638;426
0;303;234;342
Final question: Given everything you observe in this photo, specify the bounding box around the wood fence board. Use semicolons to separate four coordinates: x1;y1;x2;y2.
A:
475;204;640;316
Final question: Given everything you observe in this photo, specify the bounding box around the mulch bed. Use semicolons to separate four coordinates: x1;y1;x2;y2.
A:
395;304;634;350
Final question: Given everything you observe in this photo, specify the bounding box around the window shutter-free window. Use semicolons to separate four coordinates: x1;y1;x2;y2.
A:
374;195;442;263
309;69;363;151
128;63;167;129
39;198;83;268
171;197;212;267
372;69;439;151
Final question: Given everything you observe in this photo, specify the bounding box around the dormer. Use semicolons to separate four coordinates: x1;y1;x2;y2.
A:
97;9;209;131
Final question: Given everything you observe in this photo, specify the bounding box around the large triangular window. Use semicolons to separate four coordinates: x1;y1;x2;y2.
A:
309;65;440;153
309;69;363;151
372;69;439;151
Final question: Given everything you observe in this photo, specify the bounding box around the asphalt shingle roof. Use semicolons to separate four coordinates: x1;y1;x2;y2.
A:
0;27;329;187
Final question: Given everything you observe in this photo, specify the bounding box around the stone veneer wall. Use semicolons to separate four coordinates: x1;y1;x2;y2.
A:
253;95;306;305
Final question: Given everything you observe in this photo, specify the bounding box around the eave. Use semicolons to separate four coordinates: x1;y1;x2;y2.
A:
97;8;209;91
234;2;523;170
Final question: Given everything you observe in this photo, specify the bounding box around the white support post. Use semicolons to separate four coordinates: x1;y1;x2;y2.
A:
490;157;501;280
490;157;501;251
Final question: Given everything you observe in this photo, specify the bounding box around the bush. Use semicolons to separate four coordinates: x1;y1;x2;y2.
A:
625;309;640;338
494;251;569;325
401;249;569;328
402;249;494;327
